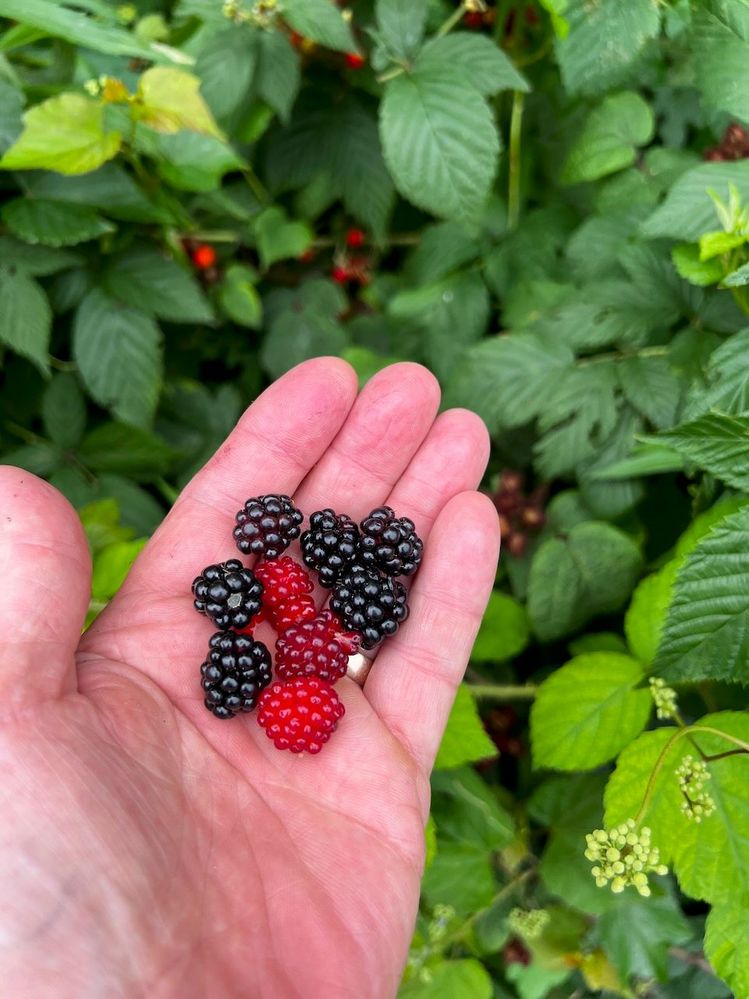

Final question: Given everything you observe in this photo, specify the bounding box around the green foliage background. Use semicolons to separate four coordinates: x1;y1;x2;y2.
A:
3;0;749;995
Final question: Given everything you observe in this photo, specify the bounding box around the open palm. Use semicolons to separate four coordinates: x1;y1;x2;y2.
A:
0;359;499;999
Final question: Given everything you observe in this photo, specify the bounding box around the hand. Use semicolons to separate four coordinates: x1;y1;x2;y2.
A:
0;360;499;999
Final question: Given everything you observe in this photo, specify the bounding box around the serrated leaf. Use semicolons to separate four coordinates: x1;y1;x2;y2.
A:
375;0;428;62
531;653;650;771
528;522;643;642
0;93;122;175
140;130;244;193
400;959;493;999
195;25;258;124
705;895;749;999
578;408;645;519
261;309;348;379
655;505;749;683
624;562;678;665
0;236;79;275
657;412;749;491
431;767;513;850
0;267;51;374
219;264;262;328
73;289;163;428
555;0;661;96
256;29;300;123
405;221;479;284
2;444;61;476
137;68;223;139
22;164;171;223
419;33;529;96
42;372;86;449
103;246;214;323
434;685;496;770
618;355;681;429
671;243;724;287
562;91;654;184
281;0;356;53
642;160;749;241
92;539;146;602
471;592;530;663
597;894;691;983
0;79;23;154
722;260;749;287
78;422;174;479
686;327;749;417
380;63;499;222
0;0;154;57
692;1;749;123
254;206;312;268
420;840;497;916
590;443;684;481
1;198;114;247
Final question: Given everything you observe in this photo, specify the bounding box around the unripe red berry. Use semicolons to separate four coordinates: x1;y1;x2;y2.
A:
191;244;217;269
345;227;365;248
298;247;317;263
503;939;531;967
332;265;350;284
345;52;366;69
507;533;527;558
464;10;484;28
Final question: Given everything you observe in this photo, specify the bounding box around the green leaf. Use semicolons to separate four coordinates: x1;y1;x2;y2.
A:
380;63;500;223
420;841;497;916
471;592;530;663
617;355;681;429
624;562;678;666
142;130;244;193
261;307;347;379
699;229;746;261
0;267;51;374
219;264;262;328
254;206;312;269
256;29;300;123
655;505;749;684
78;422;174;479
137;68;224;139
281;0;357;53
404;221;479;284
103;246;214;323
692;1;749;123
418;33;529;96
22;163;171;223
531;653;650;771
400;959;493;999
578;409;645;519
0;0;154;57
597;894;691;983
555;0;661;96
42;372;86;449
375;0;428;62
0;79;24;154
671;243;724;287
92;539;146;602
590;443;684;481
527;522;643;642
1;198;114;247
705;894;749;999
434;685;496;770
73;289;163;429
562;91;654;185
0;236;79;275
431;767;514;850
79;497;133;554
195;25;258;124
0;93;122;175
657;412;749;491
642;160;749;241
2;444;61;476
443;333;575;435
722;260;749;288
157;379;242;487
685;328;749;417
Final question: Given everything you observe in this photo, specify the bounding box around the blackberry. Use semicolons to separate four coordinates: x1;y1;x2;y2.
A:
275;610;360;683
359;506;423;577
192;559;264;631
200;632;272;719
233;494;303;559
301;508;360;587
330;562;409;649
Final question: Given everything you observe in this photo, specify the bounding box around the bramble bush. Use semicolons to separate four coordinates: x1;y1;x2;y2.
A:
2;0;749;995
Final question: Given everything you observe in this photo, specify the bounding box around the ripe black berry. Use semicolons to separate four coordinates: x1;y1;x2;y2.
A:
233;494;303;559
359;506;423;577
192;559;264;631
300;509;360;587
330;562;409;649
201;632;272;719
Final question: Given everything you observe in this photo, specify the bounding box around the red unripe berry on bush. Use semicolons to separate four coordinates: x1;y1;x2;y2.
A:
332;265;350;284
192;244;217;269
345;227;365;248
345;52;366;69
464;10;484;28
298;247;317;263
289;30;304;49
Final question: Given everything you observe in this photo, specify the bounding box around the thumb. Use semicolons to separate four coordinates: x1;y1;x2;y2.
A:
0;467;91;717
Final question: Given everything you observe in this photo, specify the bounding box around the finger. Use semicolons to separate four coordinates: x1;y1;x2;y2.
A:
366;491;500;774
292;362;441;521
0;467;91;713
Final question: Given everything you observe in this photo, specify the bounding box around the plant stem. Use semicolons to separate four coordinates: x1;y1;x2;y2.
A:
436;2;470;38
507;90;525;231
243;165;270;205
469;683;538;699
377;65;406;83
155;477;179;505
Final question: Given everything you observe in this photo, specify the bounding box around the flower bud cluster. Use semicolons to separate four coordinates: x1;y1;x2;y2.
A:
649;677;678;720
676;756;715;823
585;819;667;897
507;907;550;940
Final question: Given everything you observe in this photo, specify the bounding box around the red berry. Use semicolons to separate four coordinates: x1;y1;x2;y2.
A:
236;607;267;634
525;5;540;25
464;10;484;28
298;247;316;263
269;594;317;632
503;939;531;966
289;30;304;49
276;610;360;683
255;557;314;611
332;265;350;284
345;228;365;248
191;244;217;269
257;676;345;753
345;52;366;70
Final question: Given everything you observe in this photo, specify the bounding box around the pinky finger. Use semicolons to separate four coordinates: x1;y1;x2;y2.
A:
363;491;500;775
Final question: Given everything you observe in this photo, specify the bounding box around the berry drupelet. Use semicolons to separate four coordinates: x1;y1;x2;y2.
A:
200;632;272;719
233;494;303;559
359;506;423;577
300;509;360;587
330;562;409;649
254;556;314;610
257;677;345;753
275;610;360;683
192;559;264;631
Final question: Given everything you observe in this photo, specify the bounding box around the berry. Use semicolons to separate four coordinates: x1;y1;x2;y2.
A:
345;52;366;69
330;562;409;649
255;556;314;611
257;677;345;753
233;494;304;559
268;593;318;632
275;610;360;683
298;247;316;263
359;506;423;577
464;10;484;27
345;227;365;248
192;244;216;269
200;632;272;719
332;265;350;284
192;559;264;631
301;508;360;587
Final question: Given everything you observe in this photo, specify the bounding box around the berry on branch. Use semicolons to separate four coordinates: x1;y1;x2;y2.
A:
345;227;365;248
191;244;217;269
345;52;366;69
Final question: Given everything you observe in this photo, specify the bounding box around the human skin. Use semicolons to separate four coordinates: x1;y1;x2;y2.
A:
0;359;500;999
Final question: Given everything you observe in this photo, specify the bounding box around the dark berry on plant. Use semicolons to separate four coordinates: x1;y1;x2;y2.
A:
255;556;314;611
257;676;345;753
330;562;409;650
275;609;360;683
301;509;360;587
192;559;264;631
233;494;303;559
359;506;423;577
268;593;318;632
200;632;272;719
